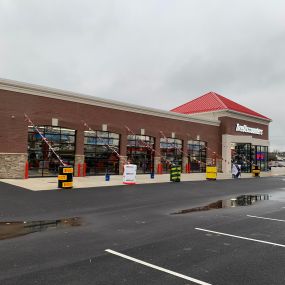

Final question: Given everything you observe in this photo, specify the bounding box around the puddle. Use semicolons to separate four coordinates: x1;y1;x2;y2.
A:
173;194;269;214
0;217;81;240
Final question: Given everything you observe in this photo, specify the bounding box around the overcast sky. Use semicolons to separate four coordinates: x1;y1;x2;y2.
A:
0;0;284;150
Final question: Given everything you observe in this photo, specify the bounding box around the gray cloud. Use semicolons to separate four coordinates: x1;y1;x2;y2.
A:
0;0;285;149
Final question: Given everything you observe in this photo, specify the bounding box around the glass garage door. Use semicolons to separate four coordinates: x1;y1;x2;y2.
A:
84;131;120;175
160;138;182;173
127;135;155;174
28;126;76;177
188;140;207;172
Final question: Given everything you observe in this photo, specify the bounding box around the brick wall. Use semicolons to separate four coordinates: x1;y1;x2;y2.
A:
0;89;221;163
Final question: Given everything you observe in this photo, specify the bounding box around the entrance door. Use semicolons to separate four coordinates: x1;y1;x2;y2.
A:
231;143;251;173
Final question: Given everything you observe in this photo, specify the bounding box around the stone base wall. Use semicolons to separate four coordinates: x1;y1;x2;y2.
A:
74;155;85;176
0;153;27;179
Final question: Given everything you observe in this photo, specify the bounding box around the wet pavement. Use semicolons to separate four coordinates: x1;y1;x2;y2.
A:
0;176;285;285
0;217;81;240
173;194;270;214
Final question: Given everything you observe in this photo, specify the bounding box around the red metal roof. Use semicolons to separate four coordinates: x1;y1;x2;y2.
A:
170;92;270;120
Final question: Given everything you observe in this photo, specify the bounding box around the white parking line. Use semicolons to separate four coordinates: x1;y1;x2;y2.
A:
247;215;285;222
105;249;212;285
195;228;285;248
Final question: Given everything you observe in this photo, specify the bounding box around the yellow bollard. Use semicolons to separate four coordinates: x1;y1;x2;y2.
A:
206;166;217;180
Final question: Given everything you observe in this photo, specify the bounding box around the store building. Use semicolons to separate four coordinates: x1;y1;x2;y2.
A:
0;79;271;179
171;92;271;173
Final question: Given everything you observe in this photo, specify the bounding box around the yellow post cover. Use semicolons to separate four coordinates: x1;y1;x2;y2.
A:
63;168;73;174
206;166;217;180
62;182;73;188
206;166;217;173
206;172;217;179
58;175;67;180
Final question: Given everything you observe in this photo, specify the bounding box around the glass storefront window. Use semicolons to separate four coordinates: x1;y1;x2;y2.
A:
127;135;155;174
252;145;268;171
84;131;120;175
28;126;76;177
231;143;268;172
188;140;207;172
160;138;182;173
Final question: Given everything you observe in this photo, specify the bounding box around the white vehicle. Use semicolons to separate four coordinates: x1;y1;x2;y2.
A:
269;161;285;167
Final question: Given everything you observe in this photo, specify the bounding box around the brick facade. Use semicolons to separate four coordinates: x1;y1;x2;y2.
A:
219;116;269;140
0;81;270;178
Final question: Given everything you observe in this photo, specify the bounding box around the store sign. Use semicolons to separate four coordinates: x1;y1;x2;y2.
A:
256;152;265;160
235;123;263;136
123;164;137;185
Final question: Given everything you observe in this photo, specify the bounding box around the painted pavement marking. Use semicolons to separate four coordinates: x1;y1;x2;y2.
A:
195;228;285;248
105;249;212;285
247;214;285;222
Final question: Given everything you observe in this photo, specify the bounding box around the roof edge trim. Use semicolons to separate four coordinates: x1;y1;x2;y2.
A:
172;108;271;123
226;109;272;122
0;78;220;126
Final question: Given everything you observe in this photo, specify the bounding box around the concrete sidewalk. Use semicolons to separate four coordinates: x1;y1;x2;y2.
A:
1;169;283;191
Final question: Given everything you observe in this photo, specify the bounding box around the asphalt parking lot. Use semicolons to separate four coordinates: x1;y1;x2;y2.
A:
0;176;284;285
